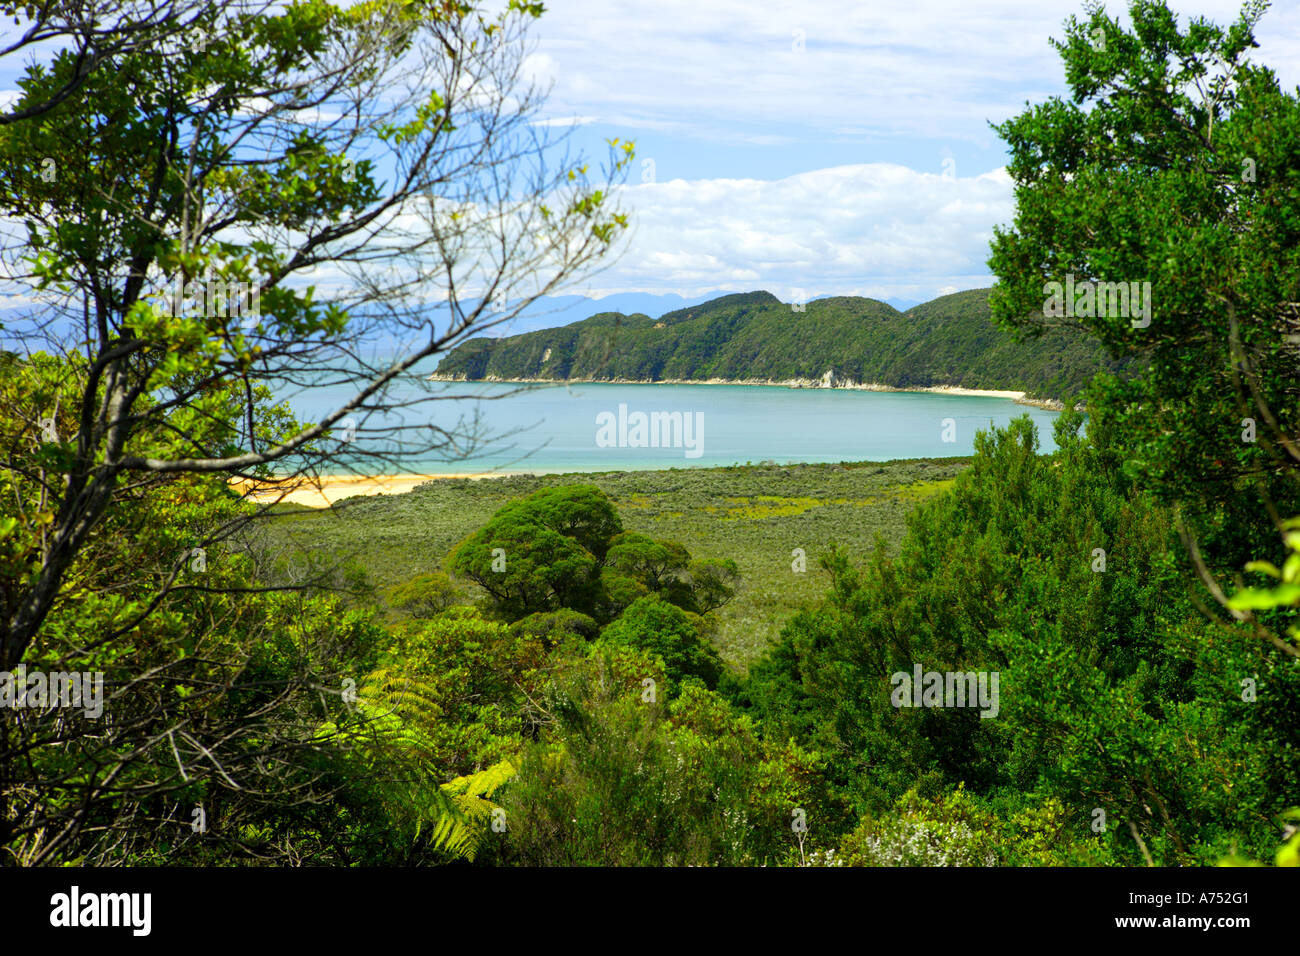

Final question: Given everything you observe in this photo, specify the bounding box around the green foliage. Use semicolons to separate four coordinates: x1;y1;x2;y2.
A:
836;789;1119;867
686;557;741;613
606;531;689;593
1228;517;1300;652
838;786;999;867
603;532;738;614
509;608;601;651
492;648;834;866
433;288;1133;400
497;485;625;560
1219;808;1300;867
434;761;518;862
734;414;1294;864
316;607;549;862
386;571;459;618
598;595;723;692
348;607;548;774
988;0;1300;562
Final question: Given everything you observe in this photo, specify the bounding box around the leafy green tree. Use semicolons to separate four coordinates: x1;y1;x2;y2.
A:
600;529;739;614
982;4;1300;856
495;485;625;561
386;571;459;619
447;485;620;620
509;608;601;653
687;557;741;613
598;595;723;692
0;0;632;669
987;0;1300;578
605;531;690;592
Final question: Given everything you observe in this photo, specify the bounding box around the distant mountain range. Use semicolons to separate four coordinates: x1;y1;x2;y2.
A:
430;288;1135;401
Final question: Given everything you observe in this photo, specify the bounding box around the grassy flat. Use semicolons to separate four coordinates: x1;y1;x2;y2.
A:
247;457;969;670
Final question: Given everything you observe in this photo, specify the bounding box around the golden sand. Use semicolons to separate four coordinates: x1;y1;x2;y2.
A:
229;472;506;507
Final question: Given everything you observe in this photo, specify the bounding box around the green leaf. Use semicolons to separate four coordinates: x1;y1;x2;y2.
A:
1226;584;1300;611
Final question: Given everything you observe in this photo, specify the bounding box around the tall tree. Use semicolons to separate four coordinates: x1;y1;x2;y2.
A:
0;0;633;668
987;0;1299;582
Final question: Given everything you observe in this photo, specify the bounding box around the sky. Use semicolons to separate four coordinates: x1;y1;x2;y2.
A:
1;0;1298;311
514;0;1300;301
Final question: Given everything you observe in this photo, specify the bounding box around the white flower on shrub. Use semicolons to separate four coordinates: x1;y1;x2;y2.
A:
860;819;996;867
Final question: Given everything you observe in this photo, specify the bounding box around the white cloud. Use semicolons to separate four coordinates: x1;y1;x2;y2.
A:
521;52;560;86
529;115;598;128
208;161;1014;304
576;162;1014;299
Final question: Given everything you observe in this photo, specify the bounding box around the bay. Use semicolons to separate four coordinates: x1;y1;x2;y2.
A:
268;374;1060;475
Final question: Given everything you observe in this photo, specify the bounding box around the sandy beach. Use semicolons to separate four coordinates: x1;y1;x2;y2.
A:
432;374;1069;409
230;472;507;507
428;372;1050;404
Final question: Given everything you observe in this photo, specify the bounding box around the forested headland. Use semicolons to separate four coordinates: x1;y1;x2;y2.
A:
431;287;1138;402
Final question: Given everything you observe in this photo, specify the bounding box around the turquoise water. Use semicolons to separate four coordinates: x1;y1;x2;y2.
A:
269;376;1059;475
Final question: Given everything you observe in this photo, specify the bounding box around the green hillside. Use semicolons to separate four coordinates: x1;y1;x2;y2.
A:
432;288;1135;399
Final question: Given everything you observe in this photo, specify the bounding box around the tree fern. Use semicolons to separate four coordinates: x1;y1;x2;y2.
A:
321;667;516;861
431;761;517;861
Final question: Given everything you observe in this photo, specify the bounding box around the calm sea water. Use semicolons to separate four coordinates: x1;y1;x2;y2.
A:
268;373;1059;475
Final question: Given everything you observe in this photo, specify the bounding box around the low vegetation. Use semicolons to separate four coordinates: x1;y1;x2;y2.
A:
245;457;969;666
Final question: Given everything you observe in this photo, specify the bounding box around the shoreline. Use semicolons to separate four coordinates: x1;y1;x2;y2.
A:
228;452;982;507
426;374;1066;411
230;472;508;507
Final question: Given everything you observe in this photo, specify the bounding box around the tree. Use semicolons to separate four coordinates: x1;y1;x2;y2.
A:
0;0;633;669
0;353;397;863
493;485;624;561
605;531;689;592
598;595;722;692
447;485;622;620
603;531;739;614
0;1;213;127
449;513;602;620
386;570;458;619
986;0;1300;587
602;529;692;612
687;557;741;613
509;608;601;651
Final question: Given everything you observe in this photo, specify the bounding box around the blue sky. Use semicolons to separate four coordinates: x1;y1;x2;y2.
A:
512;0;1300;301
2;0;1297;310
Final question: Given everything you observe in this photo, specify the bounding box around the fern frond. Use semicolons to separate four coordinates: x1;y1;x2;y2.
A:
431;760;517;860
323;663;517;861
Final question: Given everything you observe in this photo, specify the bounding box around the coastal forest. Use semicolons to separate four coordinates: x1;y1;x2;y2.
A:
431;287;1137;402
0;0;1298;872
